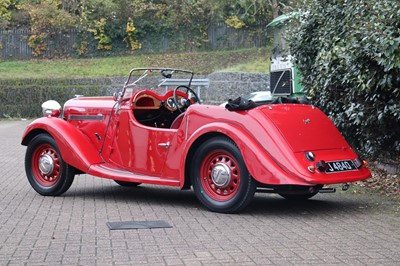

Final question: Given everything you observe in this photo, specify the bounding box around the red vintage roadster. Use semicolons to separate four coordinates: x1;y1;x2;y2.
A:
22;68;370;213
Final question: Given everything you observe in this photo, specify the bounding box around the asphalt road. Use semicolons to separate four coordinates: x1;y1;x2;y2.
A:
0;120;399;265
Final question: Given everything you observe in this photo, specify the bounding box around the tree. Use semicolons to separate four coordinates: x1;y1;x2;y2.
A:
0;0;12;29
268;0;280;18
288;0;400;157
24;0;77;55
1;0;304;55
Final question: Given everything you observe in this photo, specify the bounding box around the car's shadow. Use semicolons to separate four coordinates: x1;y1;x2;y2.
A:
65;181;379;217
247;194;362;216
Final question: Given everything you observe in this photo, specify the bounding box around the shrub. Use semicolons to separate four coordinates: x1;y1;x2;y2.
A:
289;0;400;158
0;78;111;118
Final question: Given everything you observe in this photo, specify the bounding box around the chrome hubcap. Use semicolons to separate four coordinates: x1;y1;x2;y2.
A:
211;163;231;188
38;154;54;175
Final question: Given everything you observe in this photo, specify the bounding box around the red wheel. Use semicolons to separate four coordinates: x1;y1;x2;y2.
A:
199;150;241;201
191;137;256;213
31;144;62;187
25;134;75;196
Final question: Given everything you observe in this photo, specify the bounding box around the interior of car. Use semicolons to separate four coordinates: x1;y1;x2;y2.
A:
132;90;186;129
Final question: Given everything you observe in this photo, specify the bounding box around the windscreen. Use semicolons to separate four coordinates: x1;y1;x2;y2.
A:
122;68;194;98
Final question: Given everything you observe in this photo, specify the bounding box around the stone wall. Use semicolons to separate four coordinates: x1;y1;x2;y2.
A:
202;72;270;105
105;72;270;105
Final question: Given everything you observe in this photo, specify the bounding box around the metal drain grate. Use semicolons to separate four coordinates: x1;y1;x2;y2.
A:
107;220;172;230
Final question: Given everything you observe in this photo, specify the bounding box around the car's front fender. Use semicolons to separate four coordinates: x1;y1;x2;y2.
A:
21;117;103;172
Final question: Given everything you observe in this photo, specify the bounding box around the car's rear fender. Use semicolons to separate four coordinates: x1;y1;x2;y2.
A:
182;122;310;188
21;117;103;172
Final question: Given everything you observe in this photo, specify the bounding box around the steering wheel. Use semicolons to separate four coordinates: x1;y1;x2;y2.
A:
173;85;201;113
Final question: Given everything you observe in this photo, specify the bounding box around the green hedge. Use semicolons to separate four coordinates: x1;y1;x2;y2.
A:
289;0;400;158
0;78;112;118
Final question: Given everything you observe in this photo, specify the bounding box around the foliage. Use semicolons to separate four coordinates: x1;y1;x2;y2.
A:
154;0;220;50
0;78;110;118
223;0;272;25
125;19;141;51
225;15;246;29
288;0;400;158
24;1;76;55
73;9;90;56
88;18;112;50
0;0;300;56
222;0;299;26
27;33;45;55
0;0;12;29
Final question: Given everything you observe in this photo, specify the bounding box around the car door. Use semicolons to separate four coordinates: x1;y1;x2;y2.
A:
107;107;177;177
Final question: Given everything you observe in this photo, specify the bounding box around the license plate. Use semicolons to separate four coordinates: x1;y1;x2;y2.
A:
326;160;357;173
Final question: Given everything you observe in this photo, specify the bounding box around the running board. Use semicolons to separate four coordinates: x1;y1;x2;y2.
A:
88;163;180;187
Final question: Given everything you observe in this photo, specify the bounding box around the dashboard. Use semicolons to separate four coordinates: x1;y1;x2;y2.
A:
133;93;185;111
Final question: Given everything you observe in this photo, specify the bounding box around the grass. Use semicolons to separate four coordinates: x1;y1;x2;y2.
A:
0;48;270;79
221;58;270;73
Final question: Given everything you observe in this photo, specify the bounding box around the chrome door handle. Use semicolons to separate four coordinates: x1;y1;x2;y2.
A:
158;141;170;148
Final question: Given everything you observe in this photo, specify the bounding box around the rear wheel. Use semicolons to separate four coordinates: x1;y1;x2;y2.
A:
191;137;256;213
25;134;75;196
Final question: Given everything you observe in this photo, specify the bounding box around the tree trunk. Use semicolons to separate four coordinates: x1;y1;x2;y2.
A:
269;0;280;18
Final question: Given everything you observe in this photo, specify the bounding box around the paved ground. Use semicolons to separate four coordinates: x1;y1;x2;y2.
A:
0;120;399;266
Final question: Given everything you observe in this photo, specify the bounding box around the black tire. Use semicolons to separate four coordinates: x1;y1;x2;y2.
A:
114;180;141;187
191;137;256;213
25;133;75;196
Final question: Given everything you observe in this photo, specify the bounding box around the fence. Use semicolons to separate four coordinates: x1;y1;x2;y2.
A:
0;23;268;60
0;29;78;60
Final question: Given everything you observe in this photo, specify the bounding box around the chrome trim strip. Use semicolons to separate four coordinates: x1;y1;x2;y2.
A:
185;115;189;140
69;115;104;121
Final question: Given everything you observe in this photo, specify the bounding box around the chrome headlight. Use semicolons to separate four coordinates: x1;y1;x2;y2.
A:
41;100;62;118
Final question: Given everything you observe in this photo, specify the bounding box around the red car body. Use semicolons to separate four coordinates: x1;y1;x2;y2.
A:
21;68;370;213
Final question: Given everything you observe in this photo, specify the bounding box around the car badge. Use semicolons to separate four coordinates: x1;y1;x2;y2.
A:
303;118;311;125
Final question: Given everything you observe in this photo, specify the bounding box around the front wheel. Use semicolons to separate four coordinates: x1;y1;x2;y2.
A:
191;137;256;213
25;133;75;196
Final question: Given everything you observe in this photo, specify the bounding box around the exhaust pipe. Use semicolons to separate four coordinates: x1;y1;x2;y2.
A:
319;187;336;193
